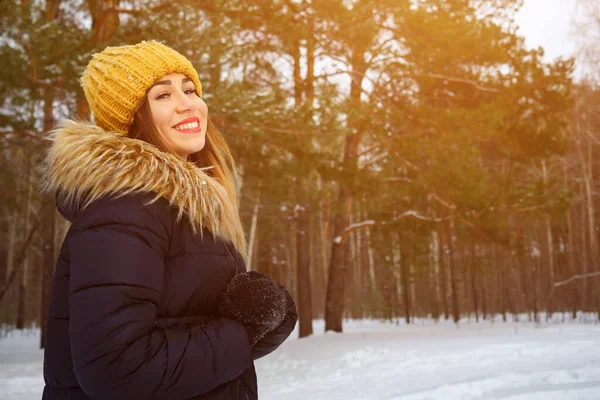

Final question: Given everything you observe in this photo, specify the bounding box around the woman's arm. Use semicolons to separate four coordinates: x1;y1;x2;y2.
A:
67;195;252;400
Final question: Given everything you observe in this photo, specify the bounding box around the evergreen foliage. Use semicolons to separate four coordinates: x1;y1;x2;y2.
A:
1;0;597;336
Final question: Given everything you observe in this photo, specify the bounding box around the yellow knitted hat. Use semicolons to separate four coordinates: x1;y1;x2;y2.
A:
81;40;203;135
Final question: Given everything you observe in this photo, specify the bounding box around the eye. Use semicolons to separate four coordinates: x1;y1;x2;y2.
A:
155;92;170;100
184;88;199;96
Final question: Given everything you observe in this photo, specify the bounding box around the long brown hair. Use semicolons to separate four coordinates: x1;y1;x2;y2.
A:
129;97;247;260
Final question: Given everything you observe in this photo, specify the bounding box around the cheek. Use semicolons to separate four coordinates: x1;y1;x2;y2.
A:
197;99;208;116
149;103;172;130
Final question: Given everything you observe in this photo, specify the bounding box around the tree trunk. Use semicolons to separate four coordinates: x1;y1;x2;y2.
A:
584;164;596;311
396;234;410;323
447;220;460;323
2;215;18;324
306;13;315;108
325;192;351;332
365;210;377;292
430;230;440;320
287;223;297;295
314;186;328;318
438;227;449;320
350;205;361;318
3;216;17;293
40;80;56;348
309;209;323;319
515;230;528;319
319;193;330;289
246;197;260;271
470;239;479;322
459;240;470;319
542;161;555;320
529;232;539;323
410;247;418;320
296;187;313;338
496;245;508;323
291;35;302;106
16;142;33;329
325;38;367;331
89;0;121;48
480;245;488;320
579;182;589;311
40;196;56;348
209;12;224;93
563;162;578;319
293;19;314;334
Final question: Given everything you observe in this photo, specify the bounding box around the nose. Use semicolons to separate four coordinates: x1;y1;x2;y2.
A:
175;90;196;113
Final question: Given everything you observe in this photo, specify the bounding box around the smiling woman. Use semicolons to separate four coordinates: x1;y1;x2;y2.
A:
40;40;298;400
131;73;208;160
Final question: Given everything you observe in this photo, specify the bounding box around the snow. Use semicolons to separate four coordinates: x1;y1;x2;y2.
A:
1;317;600;399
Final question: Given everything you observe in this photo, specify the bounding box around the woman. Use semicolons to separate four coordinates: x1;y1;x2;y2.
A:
41;40;297;400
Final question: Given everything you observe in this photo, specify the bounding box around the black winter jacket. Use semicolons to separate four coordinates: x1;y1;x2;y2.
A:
41;121;297;400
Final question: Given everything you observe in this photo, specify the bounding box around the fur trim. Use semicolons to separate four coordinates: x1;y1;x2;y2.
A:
42;120;237;244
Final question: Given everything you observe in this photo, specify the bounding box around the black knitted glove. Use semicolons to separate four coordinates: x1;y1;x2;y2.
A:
219;271;289;346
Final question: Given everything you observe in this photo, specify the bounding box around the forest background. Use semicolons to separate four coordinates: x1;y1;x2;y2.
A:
1;0;600;347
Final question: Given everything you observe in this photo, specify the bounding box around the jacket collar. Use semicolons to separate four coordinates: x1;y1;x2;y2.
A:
42;120;230;241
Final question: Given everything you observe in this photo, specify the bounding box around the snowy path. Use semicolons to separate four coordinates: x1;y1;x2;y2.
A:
1;318;599;399
255;319;600;400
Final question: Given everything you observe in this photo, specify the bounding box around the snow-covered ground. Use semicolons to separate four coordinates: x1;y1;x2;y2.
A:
1;316;600;399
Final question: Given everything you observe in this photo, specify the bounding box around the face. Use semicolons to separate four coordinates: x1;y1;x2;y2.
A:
147;72;208;160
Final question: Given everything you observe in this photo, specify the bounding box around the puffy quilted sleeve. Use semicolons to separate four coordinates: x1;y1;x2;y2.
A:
67;194;252;400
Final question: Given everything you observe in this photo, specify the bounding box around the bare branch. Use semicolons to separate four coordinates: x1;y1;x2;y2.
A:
429;193;457;210
334;220;376;246
334;211;453;246
396;211;452;222
425;73;502;93
365;36;398;67
0;222;40;304
554;271;600;287
357;144;382;157
383;177;412;183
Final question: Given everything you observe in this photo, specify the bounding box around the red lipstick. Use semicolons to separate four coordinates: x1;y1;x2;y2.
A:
172;117;201;134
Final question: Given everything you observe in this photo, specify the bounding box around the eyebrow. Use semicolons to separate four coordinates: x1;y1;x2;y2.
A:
151;77;192;87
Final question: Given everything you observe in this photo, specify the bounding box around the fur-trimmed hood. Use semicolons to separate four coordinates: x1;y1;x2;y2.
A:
42;120;241;248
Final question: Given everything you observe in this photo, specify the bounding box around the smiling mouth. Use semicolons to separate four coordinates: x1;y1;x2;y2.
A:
173;117;201;133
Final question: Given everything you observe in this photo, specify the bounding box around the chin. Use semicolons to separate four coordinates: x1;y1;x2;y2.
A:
188;140;206;155
194;140;206;153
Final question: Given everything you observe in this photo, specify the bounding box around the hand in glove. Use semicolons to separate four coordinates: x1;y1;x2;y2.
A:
219;271;289;346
